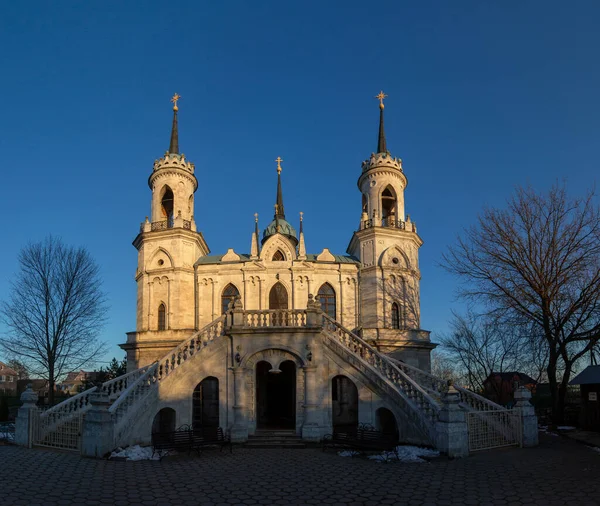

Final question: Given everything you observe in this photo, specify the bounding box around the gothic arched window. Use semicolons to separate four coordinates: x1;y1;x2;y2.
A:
160;186;174;226
269;282;288;310
381;185;397;227
158;303;166;330
221;284;240;314
272;250;285;261
318;283;336;319
391;302;400;329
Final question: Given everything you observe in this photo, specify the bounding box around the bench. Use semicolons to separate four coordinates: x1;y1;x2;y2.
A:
322;423;399;456
152;424;232;460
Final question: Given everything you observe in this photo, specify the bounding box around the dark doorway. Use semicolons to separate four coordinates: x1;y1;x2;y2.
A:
376;407;399;441
269;282;289;310
151;407;176;434
332;375;359;430
256;360;296;429
193;377;219;430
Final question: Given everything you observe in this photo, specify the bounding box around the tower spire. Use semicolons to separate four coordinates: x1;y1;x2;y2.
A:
375;90;388;154
169;93;181;154
274;157;285;220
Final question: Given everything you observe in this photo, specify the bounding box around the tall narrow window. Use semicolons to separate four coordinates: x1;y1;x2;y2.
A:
391;302;400;329
161;186;174;227
221;284;240;314
381;185;397;227
318;283;336;319
158;303;166;330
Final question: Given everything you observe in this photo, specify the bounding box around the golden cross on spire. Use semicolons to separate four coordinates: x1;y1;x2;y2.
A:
299;211;304;221
254;212;258;223
275;156;283;174
171;93;181;111
375;90;387;109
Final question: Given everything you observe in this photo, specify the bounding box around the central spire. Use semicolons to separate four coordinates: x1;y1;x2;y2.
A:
376;90;388;154
275;156;285;220
168;93;180;154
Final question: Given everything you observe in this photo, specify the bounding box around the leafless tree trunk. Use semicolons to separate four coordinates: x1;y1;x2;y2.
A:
443;184;600;422
0;236;108;404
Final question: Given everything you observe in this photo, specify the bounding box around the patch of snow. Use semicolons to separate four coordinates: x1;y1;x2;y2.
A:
590;447;600;454
110;445;160;461
557;426;576;431
369;445;440;463
338;450;361;457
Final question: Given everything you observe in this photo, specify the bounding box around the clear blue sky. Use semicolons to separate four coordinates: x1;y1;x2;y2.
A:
0;1;598;366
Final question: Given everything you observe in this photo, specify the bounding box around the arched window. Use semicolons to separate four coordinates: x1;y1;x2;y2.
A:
269;282;288;310
272;250;285;261
221;284;240;314
158;303;166;330
381;185;397;227
391;302;400;329
151;407;176;434
161;186;174;226
318;283;336;319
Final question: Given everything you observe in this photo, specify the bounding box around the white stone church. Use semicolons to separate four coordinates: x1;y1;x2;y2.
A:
18;94;536;457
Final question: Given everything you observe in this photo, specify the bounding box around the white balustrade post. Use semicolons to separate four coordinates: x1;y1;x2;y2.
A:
513;386;538;447
15;384;38;447
301;364;321;441
230;366;248;442
231;296;245;327
436;385;469;458
81;392;115;458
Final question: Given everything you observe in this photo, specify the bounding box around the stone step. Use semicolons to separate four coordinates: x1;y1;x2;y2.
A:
244;441;307;449
246;430;307;449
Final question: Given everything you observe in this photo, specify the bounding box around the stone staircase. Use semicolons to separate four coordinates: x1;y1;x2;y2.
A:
245;430;307;449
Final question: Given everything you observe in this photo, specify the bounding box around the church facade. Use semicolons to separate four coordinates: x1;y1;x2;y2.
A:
118;93;437;444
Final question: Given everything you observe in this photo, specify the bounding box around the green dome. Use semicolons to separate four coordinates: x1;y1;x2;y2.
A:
262;218;297;244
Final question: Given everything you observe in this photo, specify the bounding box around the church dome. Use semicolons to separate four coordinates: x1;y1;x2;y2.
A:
262;218;298;245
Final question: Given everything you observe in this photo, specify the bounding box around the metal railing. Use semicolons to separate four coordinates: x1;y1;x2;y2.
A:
467;410;522;451
360;218;416;232
0;421;15;443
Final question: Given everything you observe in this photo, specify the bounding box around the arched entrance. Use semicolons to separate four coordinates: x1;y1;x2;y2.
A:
332;375;358;430
376;407;399;441
256;360;296;429
151;407;176;434
193;377;219;430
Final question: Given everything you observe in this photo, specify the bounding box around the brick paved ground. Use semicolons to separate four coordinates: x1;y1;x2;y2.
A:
2;434;600;505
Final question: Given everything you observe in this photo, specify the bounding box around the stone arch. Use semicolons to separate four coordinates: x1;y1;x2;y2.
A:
376;407;399;440
260;234;296;262
331;375;359;429
149;247;174;269
151;407;176;434
380;245;410;269
193;376;219;430
380;184;398;226
244;348;306;433
159;184;174;224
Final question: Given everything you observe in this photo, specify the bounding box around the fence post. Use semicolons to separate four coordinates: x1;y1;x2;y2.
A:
436;384;469;457
15;384;38;448
513;386;538;447
81;392;115;458
231;296;245;327
306;294;320;327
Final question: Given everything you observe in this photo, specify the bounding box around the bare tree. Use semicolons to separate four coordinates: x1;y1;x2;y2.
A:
0;236;108;404
6;359;29;380
443;184;600;422
439;311;523;394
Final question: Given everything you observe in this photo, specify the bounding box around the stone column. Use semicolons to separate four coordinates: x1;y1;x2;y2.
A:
230;367;248;442
81;392;115;458
306;294;319;327
15;385;38;448
513;386;539;447
231;296;245;327
436;385;469;458
301;364;321;441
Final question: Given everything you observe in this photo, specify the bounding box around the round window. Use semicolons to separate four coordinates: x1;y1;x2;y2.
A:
158;259;164;266
392;257;399;265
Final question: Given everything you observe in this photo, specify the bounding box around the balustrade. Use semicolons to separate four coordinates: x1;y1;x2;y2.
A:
241;310;307;328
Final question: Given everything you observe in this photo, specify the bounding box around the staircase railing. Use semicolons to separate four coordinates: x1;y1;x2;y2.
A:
38;364;158;435
390;359;505;412
321;315;440;442
109;315;227;439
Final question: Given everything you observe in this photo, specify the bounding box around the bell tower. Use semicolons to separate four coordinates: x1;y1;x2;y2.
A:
347;92;434;370
125;95;210;367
